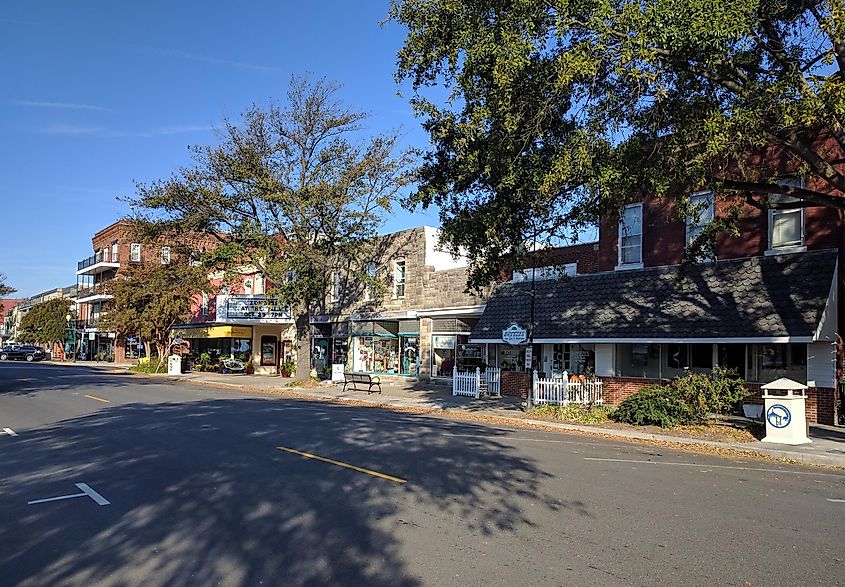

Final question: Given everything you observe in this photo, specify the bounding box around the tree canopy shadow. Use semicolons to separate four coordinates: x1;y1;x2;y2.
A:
0;395;584;586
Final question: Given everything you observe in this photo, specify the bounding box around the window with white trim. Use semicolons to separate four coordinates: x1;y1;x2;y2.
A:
160;246;171;265
512;263;577;282
244;278;253;295
200;292;209;317
618;204;642;266
364;261;377;301
130;243;141;262
769;178;805;251
685;191;715;245
393;259;406;298
111;242;119;263
330;271;341;304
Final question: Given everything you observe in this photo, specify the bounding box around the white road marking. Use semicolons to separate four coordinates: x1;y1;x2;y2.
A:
584;457;845;477
826;498;845;503
28;483;110;506
75;483;110;505
2;428;17;436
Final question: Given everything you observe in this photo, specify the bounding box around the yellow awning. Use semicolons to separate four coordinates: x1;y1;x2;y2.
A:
171;325;253;339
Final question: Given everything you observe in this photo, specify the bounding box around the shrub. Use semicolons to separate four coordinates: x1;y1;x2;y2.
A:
610;385;697;427
129;361;167;374
528;402;614;424
672;367;750;420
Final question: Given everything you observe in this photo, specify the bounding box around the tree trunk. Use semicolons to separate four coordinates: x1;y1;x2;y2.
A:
144;341;152;361
294;309;311;381
155;341;167;371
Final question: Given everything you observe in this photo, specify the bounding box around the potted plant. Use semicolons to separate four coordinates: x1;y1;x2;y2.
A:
245;360;254;375
280;360;295;378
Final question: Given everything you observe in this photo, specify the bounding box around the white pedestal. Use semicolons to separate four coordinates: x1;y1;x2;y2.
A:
762;393;811;445
167;355;182;376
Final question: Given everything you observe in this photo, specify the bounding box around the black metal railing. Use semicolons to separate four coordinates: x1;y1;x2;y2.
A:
77;250;119;271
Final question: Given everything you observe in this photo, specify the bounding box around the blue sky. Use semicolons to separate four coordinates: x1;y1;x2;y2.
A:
0;1;438;297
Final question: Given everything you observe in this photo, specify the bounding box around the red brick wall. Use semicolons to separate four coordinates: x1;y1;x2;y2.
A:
601;377;671;404
502;370;530;397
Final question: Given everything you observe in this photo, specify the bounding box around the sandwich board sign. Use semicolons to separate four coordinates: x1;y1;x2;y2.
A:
502;323;528;346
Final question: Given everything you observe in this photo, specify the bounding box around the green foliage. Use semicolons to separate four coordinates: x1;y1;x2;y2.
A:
19;298;72;345
0;273;15;314
611;368;750;427
610;385;696;428
130;76;416;379
280;360;296;375
391;0;845;289
672;366;750;421
529;403;614;424
99;261;210;358
129;362;167;374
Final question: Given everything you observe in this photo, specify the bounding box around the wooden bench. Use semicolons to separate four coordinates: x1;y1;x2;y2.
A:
342;372;382;394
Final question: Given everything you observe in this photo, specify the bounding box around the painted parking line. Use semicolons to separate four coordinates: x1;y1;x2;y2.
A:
2;428;18;437
827;498;845;503
84;394;110;404
28;483;110;506
584;457;845;478
276;445;407;484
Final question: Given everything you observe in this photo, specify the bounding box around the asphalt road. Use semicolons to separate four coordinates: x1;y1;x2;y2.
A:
0;361;843;586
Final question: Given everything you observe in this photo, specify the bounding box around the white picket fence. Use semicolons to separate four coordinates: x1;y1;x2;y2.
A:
532;370;603;405
452;366;502;398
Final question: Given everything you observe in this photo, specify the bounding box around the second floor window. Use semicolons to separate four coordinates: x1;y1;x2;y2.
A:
393;259;406;298
685;191;715;245
331;271;341;304
769;178;804;251
618;204;642;266
200;292;209;317
364;262;377;301
111;242;119;263
130;243;141;262
160;246;171;265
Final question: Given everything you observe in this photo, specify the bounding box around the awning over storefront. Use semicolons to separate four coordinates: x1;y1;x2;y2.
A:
171;324;253;339
471;249;838;343
351;320;399;338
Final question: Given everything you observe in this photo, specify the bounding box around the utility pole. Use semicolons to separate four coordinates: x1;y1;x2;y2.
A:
526;221;537;411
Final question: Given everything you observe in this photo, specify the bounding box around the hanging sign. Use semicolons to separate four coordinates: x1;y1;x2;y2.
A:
501;323;528;345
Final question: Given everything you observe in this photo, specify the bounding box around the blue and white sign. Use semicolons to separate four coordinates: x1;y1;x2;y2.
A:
766;404;792;429
502;323;528;345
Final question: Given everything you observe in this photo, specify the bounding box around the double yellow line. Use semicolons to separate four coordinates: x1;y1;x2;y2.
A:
276;446;406;484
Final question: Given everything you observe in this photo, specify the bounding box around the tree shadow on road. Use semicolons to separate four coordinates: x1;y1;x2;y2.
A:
0;395;588;586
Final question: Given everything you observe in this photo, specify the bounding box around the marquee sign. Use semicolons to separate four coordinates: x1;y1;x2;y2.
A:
223;295;292;323
501;323;528;345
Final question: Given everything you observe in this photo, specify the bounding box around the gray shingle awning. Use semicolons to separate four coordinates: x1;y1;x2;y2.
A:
470;250;838;343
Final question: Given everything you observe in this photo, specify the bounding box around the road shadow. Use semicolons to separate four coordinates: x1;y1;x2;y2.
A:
0;395;581;586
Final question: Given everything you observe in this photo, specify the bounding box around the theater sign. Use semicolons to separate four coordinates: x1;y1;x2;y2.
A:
217;295;293;324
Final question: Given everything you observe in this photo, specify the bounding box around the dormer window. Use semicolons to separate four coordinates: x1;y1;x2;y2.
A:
767;178;806;255
617;204;643;269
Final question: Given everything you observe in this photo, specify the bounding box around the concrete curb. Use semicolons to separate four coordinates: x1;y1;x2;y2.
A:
86;368;845;469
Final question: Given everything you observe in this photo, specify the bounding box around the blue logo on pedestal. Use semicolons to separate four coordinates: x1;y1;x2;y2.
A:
766;404;792;429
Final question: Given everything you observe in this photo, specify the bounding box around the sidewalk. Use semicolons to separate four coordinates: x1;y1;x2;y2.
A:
60;363;845;469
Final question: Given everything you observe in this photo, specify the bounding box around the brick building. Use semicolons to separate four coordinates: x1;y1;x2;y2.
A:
471;152;844;424
75;220;218;363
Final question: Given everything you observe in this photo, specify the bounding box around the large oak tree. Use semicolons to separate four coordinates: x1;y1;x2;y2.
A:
131;76;415;379
391;0;845;287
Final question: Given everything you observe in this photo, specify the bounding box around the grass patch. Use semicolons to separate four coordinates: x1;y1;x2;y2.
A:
528;403;614;424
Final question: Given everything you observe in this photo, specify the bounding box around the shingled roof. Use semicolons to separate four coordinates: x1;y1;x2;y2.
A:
471;249;838;342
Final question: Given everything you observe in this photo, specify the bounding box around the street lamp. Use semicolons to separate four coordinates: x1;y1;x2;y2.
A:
65;313;78;362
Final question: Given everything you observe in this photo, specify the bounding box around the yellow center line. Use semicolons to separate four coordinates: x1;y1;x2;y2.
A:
276;446;407;484
84;394;110;404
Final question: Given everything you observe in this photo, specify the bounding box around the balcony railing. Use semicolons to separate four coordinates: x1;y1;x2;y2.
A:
77;250;119;271
75;282;114;303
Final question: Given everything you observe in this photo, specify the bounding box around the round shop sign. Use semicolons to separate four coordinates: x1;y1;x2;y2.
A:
502;323;528;346
766;404;792;429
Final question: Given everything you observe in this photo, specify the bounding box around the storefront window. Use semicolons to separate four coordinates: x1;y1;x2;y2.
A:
457;337;483;371
400;336;419;376
432;335;456;376
232;338;252;361
260;335;277;366
313;338;330;373
333;337;349;367
353;336;399;373
498;346;525;371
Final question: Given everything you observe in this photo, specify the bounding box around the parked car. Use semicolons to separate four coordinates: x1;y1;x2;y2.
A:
0;345;46;362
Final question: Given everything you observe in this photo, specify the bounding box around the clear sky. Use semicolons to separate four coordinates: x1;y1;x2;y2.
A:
0;1;439;297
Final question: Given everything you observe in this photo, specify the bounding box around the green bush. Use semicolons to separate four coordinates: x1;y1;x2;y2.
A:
610;385;697;427
129;362;167;374
529;402;614;424
672;366;750;420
